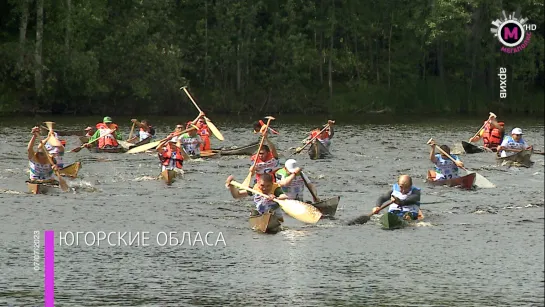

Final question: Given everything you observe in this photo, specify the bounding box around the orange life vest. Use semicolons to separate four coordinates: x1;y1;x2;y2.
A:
160;144;183;169
310;129;329;140
96;123;119;148
196;123;211;151
482;121;504;149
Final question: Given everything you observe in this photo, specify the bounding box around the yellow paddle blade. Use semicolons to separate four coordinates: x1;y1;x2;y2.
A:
200;150;218;158
275;199;322;224
44;121;54;131
126;140;161;153
117;140;132;150
241;172;252;187
204;117;224;141
181;147;191;160
58;176;70;192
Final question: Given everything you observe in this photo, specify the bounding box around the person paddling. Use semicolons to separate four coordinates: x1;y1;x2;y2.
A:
84;116;123;150
253;118;280;135
468;113;505;151
249;134;280;184
275;159;318;202
226;173;288;222
157;135;184;174
497;128;532;158
428;139;464;181
371;175;422;221
191;112;211;151
130;119;155;142
28;127;58;182
307;120;335;150
180;122;203;157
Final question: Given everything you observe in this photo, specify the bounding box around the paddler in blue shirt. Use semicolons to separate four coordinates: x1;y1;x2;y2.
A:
372;175;422;220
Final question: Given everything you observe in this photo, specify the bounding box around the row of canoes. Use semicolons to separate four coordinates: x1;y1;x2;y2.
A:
461;141;536;168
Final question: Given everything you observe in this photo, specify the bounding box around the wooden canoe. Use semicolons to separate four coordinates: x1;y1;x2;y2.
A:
308;140;330;160
249;211;282;234
59;162;82;178
311;196;340;218
160;169;177;185
26;179;59;194
461;141;497;154
212;142;260;156
497;149;534;168
198;150;220;159
379;210;424;230
128;137;152;149
426;170;475;190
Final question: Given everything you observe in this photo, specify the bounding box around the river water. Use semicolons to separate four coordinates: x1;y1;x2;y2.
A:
0;115;543;307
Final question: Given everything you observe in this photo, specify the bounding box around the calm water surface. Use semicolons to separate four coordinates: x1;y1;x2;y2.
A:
0;116;543;307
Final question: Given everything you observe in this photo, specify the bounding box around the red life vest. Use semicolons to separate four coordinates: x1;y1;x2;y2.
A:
310;129;329;141
95;123;119;148
160;144;183;168
196;123;211;151
250;152;279;182
482;121;504;149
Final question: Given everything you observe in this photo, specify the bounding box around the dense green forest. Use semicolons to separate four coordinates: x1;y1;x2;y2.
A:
0;0;543;116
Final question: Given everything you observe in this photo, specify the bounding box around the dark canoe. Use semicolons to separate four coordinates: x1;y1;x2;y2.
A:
128;137;152;150
426;170;475;190
311;196;340;218
160;169;177;185
461;141;497;154
379;210;424;230
212;141;260;156
497;150;534;168
198;151;220;159
26;179;59;194
59;162;82;178
248;211;282;234
308;141;330;160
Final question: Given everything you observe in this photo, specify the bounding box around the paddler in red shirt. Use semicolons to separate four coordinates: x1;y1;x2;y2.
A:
249;134;280;184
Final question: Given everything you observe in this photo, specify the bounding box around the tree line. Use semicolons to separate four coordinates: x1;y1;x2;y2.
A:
0;0;543;116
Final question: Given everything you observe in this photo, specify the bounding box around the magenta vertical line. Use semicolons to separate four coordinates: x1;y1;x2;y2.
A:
44;230;55;307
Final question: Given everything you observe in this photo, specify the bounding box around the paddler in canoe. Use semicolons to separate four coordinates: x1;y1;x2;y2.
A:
27;127;59;183
180;122;203;158
496;128;534;168
190;111;212;151
275;159;318;202
305;120;335;159
467;113;505;152
428;140;464;181
249;134;280;184
130;119;155;143
371;174;422;221
157;134;184;184
42;123;66;169
84;116;123;152
225;173;288;223
253;118;280;135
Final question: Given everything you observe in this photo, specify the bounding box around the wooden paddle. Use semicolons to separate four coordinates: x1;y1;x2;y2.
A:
229;180;322;224
300;170;320;203
37;139;69;192
43;122;63;147
180;86;224;141
242;116;275;187
294;122;334;155
469;112;496;142
127;122;136;141
128;127;194;154
70;128;117;153
347;200;394;225
428;138;495;188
